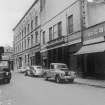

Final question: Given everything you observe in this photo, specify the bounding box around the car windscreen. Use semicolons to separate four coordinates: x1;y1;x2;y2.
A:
0;61;9;71
55;65;68;70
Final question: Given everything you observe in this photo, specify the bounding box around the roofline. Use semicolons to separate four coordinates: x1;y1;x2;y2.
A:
13;0;39;31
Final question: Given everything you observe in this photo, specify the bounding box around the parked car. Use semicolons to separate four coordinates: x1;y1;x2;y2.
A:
25;66;35;76
25;65;44;77
44;63;76;83
18;66;30;73
32;65;44;77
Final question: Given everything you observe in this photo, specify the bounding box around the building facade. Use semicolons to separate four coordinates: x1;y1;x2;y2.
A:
13;0;41;70
75;0;105;78
13;0;105;78
40;0;82;69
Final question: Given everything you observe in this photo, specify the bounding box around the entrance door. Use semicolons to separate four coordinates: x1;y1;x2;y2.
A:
87;54;95;76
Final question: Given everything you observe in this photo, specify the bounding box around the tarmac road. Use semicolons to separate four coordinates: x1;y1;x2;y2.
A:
0;72;105;105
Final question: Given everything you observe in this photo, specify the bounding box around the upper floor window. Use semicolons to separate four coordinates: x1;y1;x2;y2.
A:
42;31;45;45
35;16;38;26
68;15;73;34
24;27;26;35
22;30;23;38
31;20;33;31
40;0;46;11
27;24;30;33
58;21;62;37
35;31;38;43
27;37;30;48
24;39;26;49
22;41;23;51
49;27;53;41
53;24;58;39
31;35;33;47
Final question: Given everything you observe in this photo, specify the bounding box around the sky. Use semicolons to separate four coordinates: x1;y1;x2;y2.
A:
0;0;35;47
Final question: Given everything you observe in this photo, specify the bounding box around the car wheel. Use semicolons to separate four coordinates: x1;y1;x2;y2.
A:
55;75;61;83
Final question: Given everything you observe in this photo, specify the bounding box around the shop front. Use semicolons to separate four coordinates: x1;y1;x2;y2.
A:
75;42;105;79
75;22;105;79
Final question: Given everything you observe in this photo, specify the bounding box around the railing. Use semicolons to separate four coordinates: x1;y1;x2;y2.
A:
47;36;65;48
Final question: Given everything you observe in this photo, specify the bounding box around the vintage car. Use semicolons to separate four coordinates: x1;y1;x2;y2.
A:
25;65;44;77
44;63;76;83
0;60;11;84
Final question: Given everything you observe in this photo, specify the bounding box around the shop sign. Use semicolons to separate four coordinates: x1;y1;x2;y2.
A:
84;26;105;40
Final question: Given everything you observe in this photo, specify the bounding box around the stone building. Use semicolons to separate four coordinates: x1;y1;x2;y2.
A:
13;0;105;78
40;0;82;69
13;0;41;70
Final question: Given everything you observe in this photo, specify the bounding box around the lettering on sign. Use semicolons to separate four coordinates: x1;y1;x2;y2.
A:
86;26;105;39
98;27;104;33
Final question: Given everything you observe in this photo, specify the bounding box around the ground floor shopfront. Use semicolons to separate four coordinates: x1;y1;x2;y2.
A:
41;43;81;71
75;42;105;79
14;45;41;69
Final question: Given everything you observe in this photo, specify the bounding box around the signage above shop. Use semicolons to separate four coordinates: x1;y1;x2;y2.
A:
83;24;105;44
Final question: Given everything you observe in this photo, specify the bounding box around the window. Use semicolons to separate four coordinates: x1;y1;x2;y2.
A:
31;20;33;31
24;27;26;35
53;24;58;39
49;27;53;41
22;30;23;38
24;39;26;49
27;37;30;48
31;35;33;47
68;15;73;34
28;54;30;63
35;31;38;43
35;16;38;26
58;21;62;37
27;24;30;33
43;31;45;44
40;0;46;11
25;55;27;63
22;41;23;50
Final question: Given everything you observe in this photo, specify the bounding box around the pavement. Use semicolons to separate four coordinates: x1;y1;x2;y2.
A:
75;77;105;88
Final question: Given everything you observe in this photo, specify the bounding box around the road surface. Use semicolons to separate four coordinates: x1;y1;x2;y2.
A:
0;72;105;105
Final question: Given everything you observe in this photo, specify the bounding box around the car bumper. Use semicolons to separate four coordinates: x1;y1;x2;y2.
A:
60;75;75;80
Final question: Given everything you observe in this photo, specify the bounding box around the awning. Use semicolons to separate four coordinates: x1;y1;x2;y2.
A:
74;42;105;55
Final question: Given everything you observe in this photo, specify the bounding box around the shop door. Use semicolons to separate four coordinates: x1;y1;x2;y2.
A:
87;54;95;76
